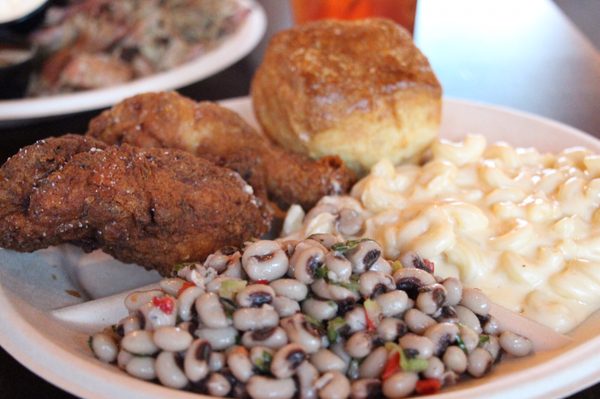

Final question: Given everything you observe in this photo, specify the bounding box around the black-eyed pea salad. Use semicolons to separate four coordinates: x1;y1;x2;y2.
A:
90;236;533;398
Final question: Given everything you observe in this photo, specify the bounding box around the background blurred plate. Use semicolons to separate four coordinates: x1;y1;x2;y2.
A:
0;0;266;123
0;97;599;399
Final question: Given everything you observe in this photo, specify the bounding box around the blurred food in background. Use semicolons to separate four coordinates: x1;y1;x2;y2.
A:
27;0;250;96
291;0;417;33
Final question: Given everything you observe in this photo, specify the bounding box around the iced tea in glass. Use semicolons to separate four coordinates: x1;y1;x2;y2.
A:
291;0;417;33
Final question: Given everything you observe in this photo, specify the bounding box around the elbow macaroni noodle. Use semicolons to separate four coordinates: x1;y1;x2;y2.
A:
287;134;600;333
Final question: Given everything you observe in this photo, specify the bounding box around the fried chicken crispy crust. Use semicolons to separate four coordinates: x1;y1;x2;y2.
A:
0;135;270;275
86;91;356;212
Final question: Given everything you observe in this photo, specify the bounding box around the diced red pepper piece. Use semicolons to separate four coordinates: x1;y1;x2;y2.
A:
177;282;195;297
415;378;441;395
364;307;377;332
152;296;174;314
255;279;269;285
381;351;400;380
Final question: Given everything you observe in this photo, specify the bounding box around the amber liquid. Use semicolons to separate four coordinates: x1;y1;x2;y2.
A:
291;0;417;33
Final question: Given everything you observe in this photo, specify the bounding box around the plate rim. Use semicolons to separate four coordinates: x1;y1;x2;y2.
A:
1;97;600;399
0;0;266;122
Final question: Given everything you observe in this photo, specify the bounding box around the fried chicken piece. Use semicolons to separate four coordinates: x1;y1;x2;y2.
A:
0;135;270;275
86;91;356;211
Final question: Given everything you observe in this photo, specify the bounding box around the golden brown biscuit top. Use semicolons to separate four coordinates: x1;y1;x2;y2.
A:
265;18;440;100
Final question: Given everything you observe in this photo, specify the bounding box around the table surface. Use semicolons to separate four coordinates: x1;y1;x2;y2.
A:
1;0;600;397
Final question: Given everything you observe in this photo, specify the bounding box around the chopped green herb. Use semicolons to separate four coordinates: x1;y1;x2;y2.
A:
87;336;93;352
326;317;347;343
304;314;322;328
479;334;490;346
315;266;330;279
455;334;468;354
219;279;247;300
254;350;273;373
330;239;370;253
399;348;429;372
334;274;360;293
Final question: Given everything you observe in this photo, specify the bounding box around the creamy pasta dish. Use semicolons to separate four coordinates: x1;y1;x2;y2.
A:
285;134;600;333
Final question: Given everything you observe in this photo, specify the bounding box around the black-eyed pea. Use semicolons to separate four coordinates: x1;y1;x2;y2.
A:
480;335;501;361
358;346;387;378
155;351;188;389
381;372;418;399
153;326;192;352
116;315;142;337
325;252;353;283
90;333;118;363
316;371;351;399
271;343;306;378
467;348;493;378
345;240;382;274
227;346;254;382
350;378;382;399
404;308;436;334
280;314;322;354
345;331;373;359
233;304;279;331
196;292;231;328
483;315;502;335
273;296;300;318
125;356;156;380
358;271;395;299
455;305;482;334
121;330;158;356
270;278;308;301
499;331;532;357
399;333;434;359
184;339;211;382
368;258;392;274
209;351;226;371
236;284;275;308
310;349;347;373
377;318;407;342
242;240;289;281
246;376;296;399
344;306;367;333
302;298;338;321
416;284;447;315
442;277;463;306
291;242;326;284
460;288;490;317
424;322;460;357
458;324;479;353
177;286;204;321
196;327;238;350
443;346;468;373
375;290;409;317
242;326;289;349
296;360;319;399
338;208;364;236
393;268;436;300
206;373;231;397
423;356;445;380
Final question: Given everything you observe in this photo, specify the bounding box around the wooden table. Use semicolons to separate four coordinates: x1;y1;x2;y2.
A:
1;0;599;397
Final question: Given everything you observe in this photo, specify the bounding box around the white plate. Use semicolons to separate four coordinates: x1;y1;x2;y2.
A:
0;0;266;122
1;97;600;399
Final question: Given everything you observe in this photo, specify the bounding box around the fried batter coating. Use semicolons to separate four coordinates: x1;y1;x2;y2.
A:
86;91;356;211
0;135;270;275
